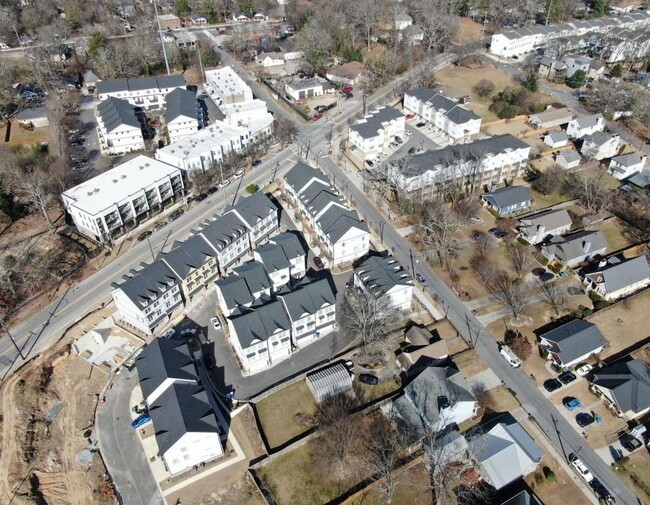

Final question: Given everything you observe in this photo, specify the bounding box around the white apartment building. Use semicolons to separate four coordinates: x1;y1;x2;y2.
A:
165;88;198;143
223;190;279;246
96;75;186;111
354;255;413;311
204;67;253;105
96;97;144;156
221;99;274;133
388;134;531;193
348;107;405;160
404;88;482;144
62;155;184;243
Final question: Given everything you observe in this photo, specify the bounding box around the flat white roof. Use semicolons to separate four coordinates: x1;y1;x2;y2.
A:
222;99;268;116
63;155;180;216
157;121;248;161
205;66;251;98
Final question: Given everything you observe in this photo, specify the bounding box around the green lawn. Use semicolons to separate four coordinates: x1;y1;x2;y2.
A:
255;381;317;449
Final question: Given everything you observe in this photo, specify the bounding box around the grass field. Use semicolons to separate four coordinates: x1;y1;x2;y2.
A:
355;376;402;403
593;217;634;252
0;124;50;146
344;461;431;505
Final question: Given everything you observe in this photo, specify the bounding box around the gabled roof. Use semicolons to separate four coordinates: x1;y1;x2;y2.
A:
395;12;412;22
592;359;650;415
543;230;608;263
540;319;607;364
349;106;403;140
229;300;291;348
483;186;531;210
97;75;185;95
216;275;255;311
627;170;650;188
583;131;617;147
225;191;276;227
570;113;603;130
233;260;272;295
279;277;336;321
518;209;573;236
285;161;329;193
97;97;141;133
556;149;581;164
316;205;368;243
546;131;569;143
196;212;248;252
611;152;645;167
165;88;196;124
585;255;650;294
256;232;305;273
136;339;197;402
501;490;543;505
271;232;306;260
355;255;413;296
161;235;215;280
117;260;179;308
286;78;323;91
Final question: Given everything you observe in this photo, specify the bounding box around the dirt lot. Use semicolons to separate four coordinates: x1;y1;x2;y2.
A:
0;310;116;504
614;449;650;503
453;17;486;44
0;123;51;147
453;348;489;377
524;452;591;505
171;473;266;505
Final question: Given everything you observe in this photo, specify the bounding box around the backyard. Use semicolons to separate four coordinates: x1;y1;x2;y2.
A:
523;451;592;505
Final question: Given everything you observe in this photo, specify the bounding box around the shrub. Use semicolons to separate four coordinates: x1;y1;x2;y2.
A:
543;466;556;483
594;299;611;311
473;79;495;99
246;184;259;194
566;69;587;89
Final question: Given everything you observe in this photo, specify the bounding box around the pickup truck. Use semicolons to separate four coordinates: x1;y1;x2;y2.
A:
500;345;522;368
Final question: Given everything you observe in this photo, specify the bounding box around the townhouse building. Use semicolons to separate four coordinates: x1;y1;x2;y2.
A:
165;88;199;143
215;261;273;317
348;106;406;160
353;255;413;311
96;97;144;156
253;232;307;289
223;190;279;246
96;75;186;111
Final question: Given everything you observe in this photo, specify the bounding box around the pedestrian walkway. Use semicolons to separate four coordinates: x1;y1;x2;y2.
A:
468;368;502;392
413;288;445;321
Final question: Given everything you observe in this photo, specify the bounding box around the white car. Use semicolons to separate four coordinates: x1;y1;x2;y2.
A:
210;317;221;330
161;329;175;339
218;180;231;189
576;364;593;377
570;456;594;482
234;170;244;178
405;129;412;135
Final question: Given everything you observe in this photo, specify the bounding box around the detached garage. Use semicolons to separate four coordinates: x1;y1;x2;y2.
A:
306;363;353;402
15;106;49;128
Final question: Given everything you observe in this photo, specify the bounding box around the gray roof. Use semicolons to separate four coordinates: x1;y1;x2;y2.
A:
196;212;248;252
405;88;479;124
395;12;412;22
350;106;403;140
233;260;272;295
161;235;215;280
83;70;101;84
216;275;255;311
583;131;616;147
519;209;572;236
225;191;276;228
149;383;219;454
316;204;368;243
285;161;329;193
271;232;306;260
445;105;481;125
229;299;292;348
546;131;568;143
557;149;581;164
256;232;305;273
592;359;650;415
501;491;543;505
482;186;532;211
306;363;353;402
165;88;197;124
15;105;48;120
117;260;179;308
540;319;607;364
279;277;336;321
286;78;323;91
571;113;603;129
355;255;412;296
586;255;650;294
627;170;650;188
136;339;197;403
97;74;185;95
543;230;608;264
97;97;141;133
611;152;645;168
530;107;574;125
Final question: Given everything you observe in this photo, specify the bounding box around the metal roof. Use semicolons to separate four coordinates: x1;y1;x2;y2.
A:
306;363;353;402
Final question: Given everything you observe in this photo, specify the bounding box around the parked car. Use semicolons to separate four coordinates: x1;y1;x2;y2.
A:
359;373;378;385
538;271;554;282
406;113;416;119
365;159;374;167
169;209;184;221
218;180;231;189
558;371;577;385
313;113;323;121
590;479;614;504
416;273;427;286
252;159;262;167
620;433;642;452
576;364;593;377
570;455;593;482
210;317;221;331
137;230;152;242
343;86;353;94
404;129;412;136
234;170;244;178
131;414;152;430
543;378;562;392
394;136;403;144
196;193;208;202
161;329;175;339
564;397;582;411
153;221;168;232
576;413;595;427
313;256;324;270
416;121;426;127
408;147;416;154
488;227;506;238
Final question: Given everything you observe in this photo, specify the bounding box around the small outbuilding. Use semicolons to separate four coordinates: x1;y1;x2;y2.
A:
544;131;569;148
306;363;353;402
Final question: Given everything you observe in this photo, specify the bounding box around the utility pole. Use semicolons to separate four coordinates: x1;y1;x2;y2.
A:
1;319;25;360
197;39;205;83
153;0;171;75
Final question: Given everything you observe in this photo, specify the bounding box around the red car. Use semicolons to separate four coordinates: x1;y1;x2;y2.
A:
406;113;416;119
313;113;323;121
343;86;353;94
313;256;324;269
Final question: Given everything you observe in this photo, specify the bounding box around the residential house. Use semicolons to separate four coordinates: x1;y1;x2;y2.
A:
518;209;573;244
253;12;266;21
537;57;567;80
96;97;144;156
62;156;184;243
255;52;284;67
541;230;608;267
397;325;449;373
404;24;425;45
285;78;334;101
159;235;219;300
232;12;249;22
539;319;607;367
174;31;197;49
348;106;406;160
284;162;370;266
227;300;293;374
556;149;581;169
482;186;532;216
326;61;367;86
404;88;482;144
111;259;184;335
224;191;279;247
501;490;543;505
158;13;181;30
253;231;306;289
580;132;621;160
583;255;650;300
591;360;650;420
187;13;207;26
395;12;413;30
566;113;605;139
279;277;337;347
544;131;569;148
608;152;646;180
475;422;544;490
353;255;413;311
96;75;186;111
529;107;574;129
83;70;101;94
307;363;353;402
564;55;605;80
165;88;198;143
627;170;650;189
388;134;531;193
392;366;478;436
15;105;49;128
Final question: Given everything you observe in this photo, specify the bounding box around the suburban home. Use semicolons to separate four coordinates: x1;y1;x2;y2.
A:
96;97;144;156
15;105;49;128
187;13;207;26
564;55;606;80
404;88;482;144
566;113;605;139
353;255;413;311
158;14;182;30
307;363;353;402
555;149;581;169
518;209;573;244
174;31;197;49
348;106;406;160
285;78;334;101
537;57;567;80
284;162;370;266
395;12;413;30
482;186;532;216
83;70;101;94
590;360;650;420
227;300;293;374
542;230;608;267
165;88;198;143
539;319;608;367
232;12;249;21
255;52;284;67
253;231;306;289
392;366;478;435
544;131;569;148
475;422;544;490
160;235;220;300
279;277;337;348
580;132;621;160
397;325;450;374
608;152;646;180
529;107;574;129
96;75;186;111
326;61;367;86
583;255;650;300
111;260;184;335
403;24;425;45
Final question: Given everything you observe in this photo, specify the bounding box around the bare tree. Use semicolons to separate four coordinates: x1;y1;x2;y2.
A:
412;0;459;52
473;231;497;259
469;253;499;285
340;288;397;355
490;271;528;320
536;277;568;315
297;17;333;73
416;205;464;271
348;0;381;50
506;243;534;279
274;118;298;148
365;414;407;504
564;167;613;213
189;169;214;195
530;165;563;195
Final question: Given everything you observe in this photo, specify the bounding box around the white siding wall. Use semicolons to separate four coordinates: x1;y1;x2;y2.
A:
164;432;223;475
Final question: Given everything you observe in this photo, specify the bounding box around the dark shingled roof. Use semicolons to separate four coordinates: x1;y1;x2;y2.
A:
229;300;292;348
97;75;185;95
355;256;413;296
97;97;141;133
165;88;197;124
196;212;248;252
279;277;336;321
161;235;215;281
316;205;368;243
233;261;272;295
118;260;179;308
225;191;276;228
349;107;404;140
284;161;329;194
592;360;650;416
482;186;531;211
540;319;607;365
216;275;255;311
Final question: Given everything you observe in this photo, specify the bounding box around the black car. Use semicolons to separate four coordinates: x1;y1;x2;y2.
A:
169;209;184;222
207;186;218;195
576;412;595;427
543;378;562;392
204;354;215;369
137;230;152;242
558;371;577;385
539;271;554;282
252;159;262;167
416;121;426;127
196;193;208;202
153;221;167;232
590;479;614;504
416;273;427;286
365;159;374;167
358;374;379;386
619;433;642;452
532;267;546;276
408;147;416;154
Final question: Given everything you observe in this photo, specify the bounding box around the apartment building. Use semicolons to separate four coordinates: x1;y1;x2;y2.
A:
205;67;254;105
165;88;199;143
348;106;405;160
96;97;144;156
96;75;186;111
354;255;413;311
62;156;184;243
253;232;307;289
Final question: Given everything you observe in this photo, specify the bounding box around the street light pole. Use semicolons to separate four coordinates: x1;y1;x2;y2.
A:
1;319;25;360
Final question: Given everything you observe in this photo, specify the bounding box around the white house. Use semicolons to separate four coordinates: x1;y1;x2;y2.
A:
404;88;481;144
224;191;279;247
253;231;306;289
539;319;607;367
566;113;605;139
564;55;593;78
608;152;646;180
255;52;284;67
96;97;144;156
285;78;335;101
96;75;186;111
482;186;532;216
583;255;650;300
354;255;413;311
542;230;608;267
62;155;184;243
165;88;198;143
348;106;406;160
518;209;573;245
395;12;413;30
580;132;621;160
216;261;273;316
556;149;581;169
544;131;569;148
529;107;574;129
